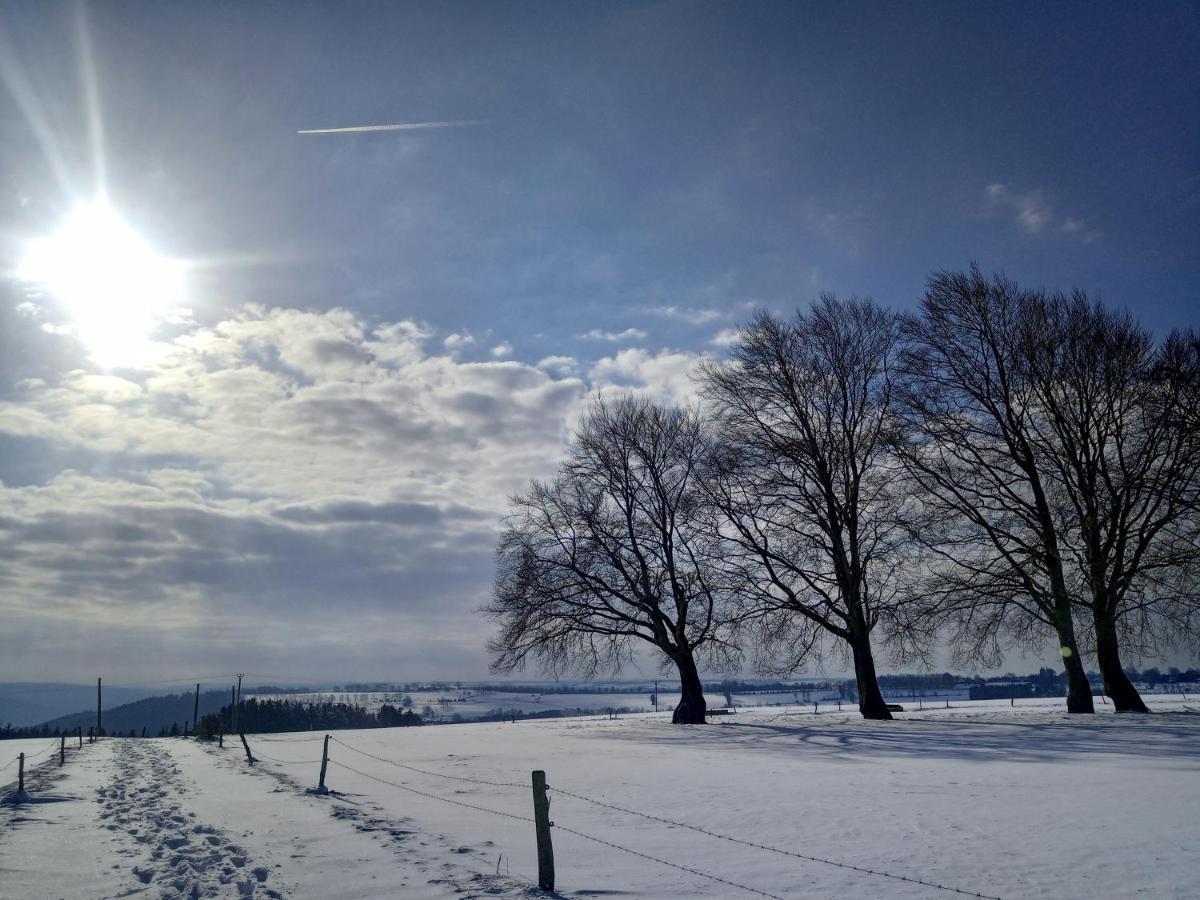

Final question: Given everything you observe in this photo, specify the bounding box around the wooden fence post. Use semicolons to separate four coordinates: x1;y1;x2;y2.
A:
17;753;24;794
531;770;554;891
218;720;224;748
239;732;255;764
77;726;82;748
60;735;66;766
317;734;330;793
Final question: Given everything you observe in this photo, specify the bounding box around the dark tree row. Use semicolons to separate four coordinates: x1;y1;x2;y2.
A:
195;698;422;737
485;266;1199;722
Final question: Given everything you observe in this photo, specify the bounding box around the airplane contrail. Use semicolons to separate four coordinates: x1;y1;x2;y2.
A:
297;120;485;135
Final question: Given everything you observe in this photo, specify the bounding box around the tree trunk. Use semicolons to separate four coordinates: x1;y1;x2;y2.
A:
1094;609;1150;713
672;654;707;724
849;630;892;721
1053;608;1095;714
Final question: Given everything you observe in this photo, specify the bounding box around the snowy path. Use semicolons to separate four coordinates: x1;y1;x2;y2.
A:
3;737;535;899
2;739;281;899
164;738;525;898
95;740;278;898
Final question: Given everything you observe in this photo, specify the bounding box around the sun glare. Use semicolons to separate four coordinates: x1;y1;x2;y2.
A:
16;202;185;368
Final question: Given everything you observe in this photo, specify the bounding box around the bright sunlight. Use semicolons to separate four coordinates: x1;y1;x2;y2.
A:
16;202;184;368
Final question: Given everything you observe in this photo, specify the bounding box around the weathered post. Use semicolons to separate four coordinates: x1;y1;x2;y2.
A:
77;726;82;748
97;677;102;738
60;735;66;766
218;720;224;748
193;683;200;737
234;673;244;734
317;734;330;793
531;770;554;891
239;732;255;764
17;753;24;794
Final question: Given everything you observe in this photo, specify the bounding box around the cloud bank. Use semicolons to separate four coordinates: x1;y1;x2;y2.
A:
0;301;703;681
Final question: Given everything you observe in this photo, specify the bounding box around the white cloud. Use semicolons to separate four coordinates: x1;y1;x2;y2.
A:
588;347;705;406
578;327;647;342
708;327;740;347
490;342;513;358
0;304;588;679
536;355;577;375
639;304;725;325
0;300;733;678
443;332;475;350
984;183;1100;242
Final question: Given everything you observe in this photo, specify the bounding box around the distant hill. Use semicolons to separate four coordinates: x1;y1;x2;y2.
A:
33;690;232;737
0;683;162;728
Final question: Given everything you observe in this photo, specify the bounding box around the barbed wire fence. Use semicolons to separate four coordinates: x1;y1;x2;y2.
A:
1;736;87;797
233;728;1003;900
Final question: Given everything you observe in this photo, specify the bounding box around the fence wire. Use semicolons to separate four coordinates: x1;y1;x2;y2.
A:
552;820;788;900
255;735;328;744
326;758;534;824
550;784;1001;899
329;737;526;788
253;748;324;766
230;731;1004;900
310;734;1000;900
320;745;787;900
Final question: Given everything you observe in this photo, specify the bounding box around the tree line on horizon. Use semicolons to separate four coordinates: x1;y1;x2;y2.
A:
484;265;1200;723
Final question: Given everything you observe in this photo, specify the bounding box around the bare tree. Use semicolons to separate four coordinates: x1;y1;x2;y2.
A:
700;296;924;720
1023;302;1200;711
897;266;1096;713
484;396;739;724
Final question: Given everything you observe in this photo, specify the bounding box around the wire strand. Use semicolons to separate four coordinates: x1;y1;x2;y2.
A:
551;822;787;900
326;758;534;823
551;785;1000;899
255;735;328;744
253;749;324;765
329;737;525;788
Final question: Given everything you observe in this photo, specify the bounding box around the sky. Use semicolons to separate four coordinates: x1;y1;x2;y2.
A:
0;1;1197;684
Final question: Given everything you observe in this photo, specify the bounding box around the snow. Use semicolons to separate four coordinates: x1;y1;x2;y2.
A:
245;687;851;722
2;696;1197;898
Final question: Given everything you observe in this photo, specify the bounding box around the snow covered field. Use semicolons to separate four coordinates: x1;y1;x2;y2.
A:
3;697;1197;899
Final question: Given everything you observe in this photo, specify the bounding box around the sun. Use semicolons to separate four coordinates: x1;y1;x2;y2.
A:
16;202;185;368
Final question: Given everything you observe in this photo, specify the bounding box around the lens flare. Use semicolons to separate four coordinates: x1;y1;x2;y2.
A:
16;202;185;368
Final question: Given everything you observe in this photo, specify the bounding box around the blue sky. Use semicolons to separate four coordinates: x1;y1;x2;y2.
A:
0;1;1197;681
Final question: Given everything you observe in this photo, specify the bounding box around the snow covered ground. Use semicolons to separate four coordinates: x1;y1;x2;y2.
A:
3;696;1197;899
